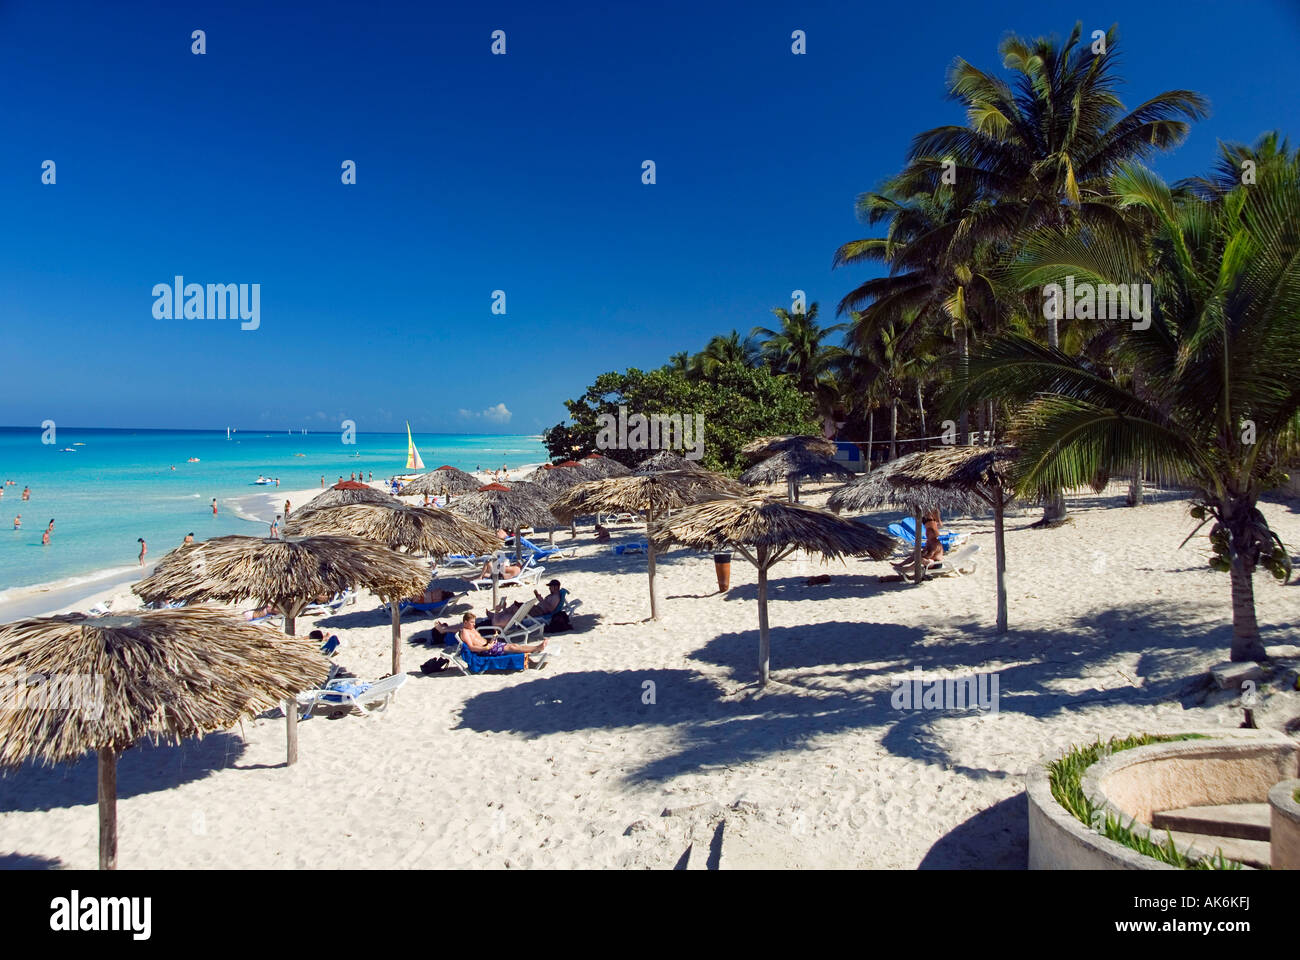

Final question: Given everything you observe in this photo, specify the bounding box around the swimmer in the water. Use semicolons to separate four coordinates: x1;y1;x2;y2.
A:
183;532;194;545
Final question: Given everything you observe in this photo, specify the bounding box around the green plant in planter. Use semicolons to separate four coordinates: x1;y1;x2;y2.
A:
1047;733;1243;870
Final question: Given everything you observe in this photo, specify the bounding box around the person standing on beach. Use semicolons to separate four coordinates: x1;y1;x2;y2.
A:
368;471;373;482
212;498;218;517
284;498;291;518
320;476;325;488
270;515;281;539
137;538;147;566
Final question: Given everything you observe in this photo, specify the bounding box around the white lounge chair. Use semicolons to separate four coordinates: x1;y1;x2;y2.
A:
302;589;355;616
927;543;981;577
480;598;545;644
296;673;408;718
466;554;545;591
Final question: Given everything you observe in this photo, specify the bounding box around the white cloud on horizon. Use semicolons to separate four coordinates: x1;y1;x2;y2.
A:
459;403;512;424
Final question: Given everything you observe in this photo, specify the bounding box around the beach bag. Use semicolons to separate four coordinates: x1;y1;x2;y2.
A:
545;611;572;633
420;657;449;674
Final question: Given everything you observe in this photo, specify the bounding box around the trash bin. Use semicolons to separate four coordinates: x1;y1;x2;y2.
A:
713;552;732;592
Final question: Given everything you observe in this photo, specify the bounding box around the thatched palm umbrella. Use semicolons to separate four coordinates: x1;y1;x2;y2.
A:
283;503;499;673
636;450;697;474
550;469;747;620
652;495;895;687
580;454;632;478
133;535;429;763
740;434;837;463
302;481;399;513
828;452;979;585
739;448;853;503
889;446;1020;633
448;485;557;605
399;465;481;499
0;607;328;869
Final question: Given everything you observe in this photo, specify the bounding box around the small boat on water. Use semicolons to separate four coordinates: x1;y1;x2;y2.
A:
187;457;200;463
252;476;276;485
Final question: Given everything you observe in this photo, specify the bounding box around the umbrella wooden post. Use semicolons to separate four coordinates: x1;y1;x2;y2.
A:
98;747;118;870
756;547;771;687
514;525;522;564
786;477;796;502
646;512;659;620
993;498;1008;634
491;566;500;609
283;612;298;766
912;507;924;585
390;599;403;674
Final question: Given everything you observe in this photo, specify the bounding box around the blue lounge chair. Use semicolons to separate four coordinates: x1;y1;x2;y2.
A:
395;592;464;617
503;535;564;561
445;634;529;674
895;517;962;550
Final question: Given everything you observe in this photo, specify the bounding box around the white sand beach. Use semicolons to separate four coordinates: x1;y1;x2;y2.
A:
1;483;1298;869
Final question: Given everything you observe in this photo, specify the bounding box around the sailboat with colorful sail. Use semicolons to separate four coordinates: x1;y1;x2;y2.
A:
405;421;425;471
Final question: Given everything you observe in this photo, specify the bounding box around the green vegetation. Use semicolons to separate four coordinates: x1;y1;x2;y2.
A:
1047;734;1243;870
542;363;818;474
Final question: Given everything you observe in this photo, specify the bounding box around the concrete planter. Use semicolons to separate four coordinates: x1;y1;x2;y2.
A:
1028;731;1298;870
1268;779;1300;870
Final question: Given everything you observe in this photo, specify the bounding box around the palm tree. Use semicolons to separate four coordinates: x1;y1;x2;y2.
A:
900;21;1208;521
692;330;763;379
954;163;1300;662
853;314;931;460
751;303;847;394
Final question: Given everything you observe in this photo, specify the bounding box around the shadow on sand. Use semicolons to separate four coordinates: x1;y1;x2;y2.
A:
0;731;248;814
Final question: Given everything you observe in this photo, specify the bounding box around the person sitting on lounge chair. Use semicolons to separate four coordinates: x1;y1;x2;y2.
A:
478;556;522;580
455;611;547;661
532;579;563;616
892;510;945;572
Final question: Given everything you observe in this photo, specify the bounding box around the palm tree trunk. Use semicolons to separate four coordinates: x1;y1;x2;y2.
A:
916;381;926;440
756;545;771;686
976;401;986;445
1229;557;1267;661
1041;318;1067;524
994;497;1008;633
1126;459;1144;507
867;408;875;469
646;510;659;620
957;326;971;445
889;398;898;460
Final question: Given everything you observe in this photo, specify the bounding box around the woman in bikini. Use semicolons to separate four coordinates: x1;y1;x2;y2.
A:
892;510;945;572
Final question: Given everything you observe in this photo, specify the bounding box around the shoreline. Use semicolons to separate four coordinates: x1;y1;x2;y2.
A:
0;468;546;621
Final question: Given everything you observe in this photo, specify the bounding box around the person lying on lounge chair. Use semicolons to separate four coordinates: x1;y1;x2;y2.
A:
244;602;276;620
892;510;945;572
478;557;523;580
455;612;547;662
408;585;459;604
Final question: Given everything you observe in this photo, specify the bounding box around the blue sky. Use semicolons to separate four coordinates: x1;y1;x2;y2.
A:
2;0;1296;434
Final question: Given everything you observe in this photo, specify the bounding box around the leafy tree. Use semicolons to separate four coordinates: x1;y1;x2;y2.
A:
543;362;818;474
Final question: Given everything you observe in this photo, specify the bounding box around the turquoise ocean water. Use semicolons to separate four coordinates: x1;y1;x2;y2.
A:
0;427;547;599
